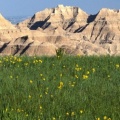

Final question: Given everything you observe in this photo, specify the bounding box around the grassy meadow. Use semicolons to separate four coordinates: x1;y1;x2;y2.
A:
0;55;120;120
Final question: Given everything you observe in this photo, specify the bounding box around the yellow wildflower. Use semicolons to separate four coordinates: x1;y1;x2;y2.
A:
76;64;79;67
17;58;22;62
96;118;100;120
77;54;80;57
60;73;62;77
92;68;95;72
40;74;43;76
51;95;53;98
60;82;63;86
58;81;64;89
33;60;36;64
108;75;110;78
39;105;42;110
52;117;56;120
86;71;90;74
57;56;60;59
75;75;78;79
5;108;8;112
75;67;82;71
24;63;28;66
10;76;13;79
40;95;42;98
29;95;32;98
30;80;33;84
39;60;42;63
79;67;82;70
80;110;83;114
71;112;75;116
35;60;38;63
66;112;69;116
83;75;88;79
103;116;107;120
116;64;119;68
71;84;75;87
17;109;21;112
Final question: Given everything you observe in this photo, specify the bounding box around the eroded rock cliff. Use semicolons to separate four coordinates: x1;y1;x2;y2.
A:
0;5;120;56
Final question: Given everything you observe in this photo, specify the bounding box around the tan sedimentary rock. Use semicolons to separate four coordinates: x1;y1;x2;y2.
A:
0;5;120;56
17;5;88;32
0;13;16;30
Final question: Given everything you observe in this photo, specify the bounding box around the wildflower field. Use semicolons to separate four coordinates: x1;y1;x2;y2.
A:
0;55;120;120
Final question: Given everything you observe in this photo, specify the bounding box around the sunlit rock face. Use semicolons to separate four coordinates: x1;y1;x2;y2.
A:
0;5;120;56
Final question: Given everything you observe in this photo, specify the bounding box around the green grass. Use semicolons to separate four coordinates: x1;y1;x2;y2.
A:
0;55;120;120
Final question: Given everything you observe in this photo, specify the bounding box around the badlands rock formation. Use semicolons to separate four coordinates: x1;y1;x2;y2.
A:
0;5;120;56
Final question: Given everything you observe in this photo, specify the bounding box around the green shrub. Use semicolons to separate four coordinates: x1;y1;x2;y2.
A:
56;48;65;59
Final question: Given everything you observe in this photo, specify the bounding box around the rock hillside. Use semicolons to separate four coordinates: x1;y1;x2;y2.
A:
0;5;120;56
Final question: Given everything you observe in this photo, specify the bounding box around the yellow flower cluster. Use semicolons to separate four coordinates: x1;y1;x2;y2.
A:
33;59;42;64
96;116;112;120
66;110;84;117
116;64;119;68
58;81;64;89
75;64;82;71
83;75;88;79
69;81;76;87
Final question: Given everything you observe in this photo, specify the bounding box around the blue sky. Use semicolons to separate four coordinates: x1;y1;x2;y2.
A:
0;0;120;17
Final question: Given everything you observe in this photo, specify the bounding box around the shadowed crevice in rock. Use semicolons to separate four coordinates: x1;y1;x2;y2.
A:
73;7;79;18
87;14;97;23
94;21;107;41
0;42;10;53
13;45;21;55
30;15;51;30
52;8;55;13
99;40;112;44
15;36;28;43
105;32;115;41
74;23;89;33
30;21;51;30
64;19;76;30
42;22;51;30
20;42;33;55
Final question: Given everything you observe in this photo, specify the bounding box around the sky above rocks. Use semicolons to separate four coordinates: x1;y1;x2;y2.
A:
0;0;119;16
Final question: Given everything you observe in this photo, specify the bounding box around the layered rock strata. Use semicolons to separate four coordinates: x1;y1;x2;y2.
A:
0;5;120;56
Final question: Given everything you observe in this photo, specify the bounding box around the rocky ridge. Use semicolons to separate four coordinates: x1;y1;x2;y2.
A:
0;5;120;56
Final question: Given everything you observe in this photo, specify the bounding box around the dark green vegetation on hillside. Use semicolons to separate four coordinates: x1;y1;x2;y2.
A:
0;55;120;120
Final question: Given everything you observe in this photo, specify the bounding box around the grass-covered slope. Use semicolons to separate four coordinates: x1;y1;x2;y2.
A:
0;55;120;120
